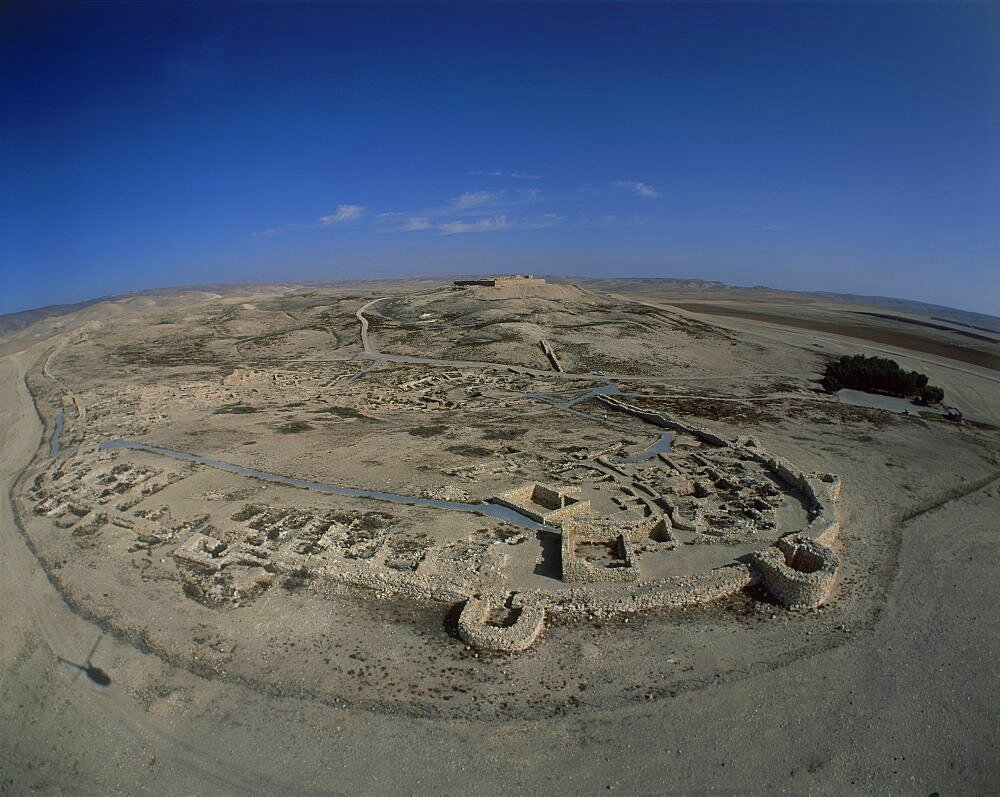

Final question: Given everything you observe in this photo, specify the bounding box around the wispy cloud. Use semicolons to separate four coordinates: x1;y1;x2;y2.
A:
320;204;366;225
257;186;550;240
400;216;434;231
580;213;650;229
437;215;513;235
761;223;785;231
612;180;658;198
254;222;308;239
380;212;559;235
437;213;559;236
450;191;504;211
467;169;542;180
430;189;541;216
254;203;366;238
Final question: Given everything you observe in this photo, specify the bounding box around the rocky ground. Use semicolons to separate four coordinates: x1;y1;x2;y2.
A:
1;278;997;793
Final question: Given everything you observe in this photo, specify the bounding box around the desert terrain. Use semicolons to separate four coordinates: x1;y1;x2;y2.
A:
1;276;998;793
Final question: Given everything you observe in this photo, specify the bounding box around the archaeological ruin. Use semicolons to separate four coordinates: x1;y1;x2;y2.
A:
12;274;885;727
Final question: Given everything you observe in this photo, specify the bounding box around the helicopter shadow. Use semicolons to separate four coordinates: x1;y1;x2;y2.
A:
57;635;112;687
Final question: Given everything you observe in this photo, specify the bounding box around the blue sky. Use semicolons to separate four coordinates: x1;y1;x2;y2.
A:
2;2;998;316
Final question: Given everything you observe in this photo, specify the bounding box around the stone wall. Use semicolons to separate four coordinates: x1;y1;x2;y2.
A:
539;339;563;372
560;521;639;584
597;395;732;448
457;593;546;652
598;394;843;541
597;392;845;609
491;482;591;525
750;536;839;608
517;563;755;616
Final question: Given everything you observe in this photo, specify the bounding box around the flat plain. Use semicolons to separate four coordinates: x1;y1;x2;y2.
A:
1;277;998;793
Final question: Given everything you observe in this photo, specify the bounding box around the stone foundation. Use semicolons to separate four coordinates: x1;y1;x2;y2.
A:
750;536;839;608
491;482;591;525
560;520;639;584
457;594;546;652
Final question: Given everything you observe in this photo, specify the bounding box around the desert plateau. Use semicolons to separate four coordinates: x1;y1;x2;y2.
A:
1;276;998;792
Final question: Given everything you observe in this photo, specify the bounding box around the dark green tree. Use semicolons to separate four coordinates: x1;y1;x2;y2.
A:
821;354;945;404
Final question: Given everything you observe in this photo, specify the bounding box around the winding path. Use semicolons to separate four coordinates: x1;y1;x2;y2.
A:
355;296;389;355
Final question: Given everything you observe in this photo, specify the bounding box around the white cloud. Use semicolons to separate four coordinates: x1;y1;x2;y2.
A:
467;170;542;180
436;213;559;235
437;215;513;235
401;216;433;231
253;222;305;239
319;204;366;225
612;180;658;198
450;191;503;211
378;189;545;225
255;186;551;239
445;188;542;214
253;203;367;238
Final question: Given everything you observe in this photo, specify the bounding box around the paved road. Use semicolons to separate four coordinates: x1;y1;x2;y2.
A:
355;296;389;355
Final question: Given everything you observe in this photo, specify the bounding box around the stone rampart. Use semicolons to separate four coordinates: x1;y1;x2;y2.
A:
750;536;839;608
516;563;754;616
801;515;841;548
597;395;732;448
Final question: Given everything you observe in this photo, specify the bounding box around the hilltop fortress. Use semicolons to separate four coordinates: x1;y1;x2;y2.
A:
453;274;546;287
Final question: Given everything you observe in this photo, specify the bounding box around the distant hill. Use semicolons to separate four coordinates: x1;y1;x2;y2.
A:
569;276;728;292
806;292;1000;334
4;277;997;337
0;297;110;335
0;283;274;337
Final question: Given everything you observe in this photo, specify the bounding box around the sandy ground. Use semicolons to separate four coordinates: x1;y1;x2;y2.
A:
2;281;999;793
